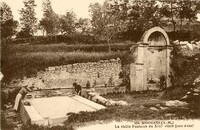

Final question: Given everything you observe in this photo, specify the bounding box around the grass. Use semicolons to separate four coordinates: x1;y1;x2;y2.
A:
161;85;192;100
7;43;133;53
63;92;198;128
1;51;126;83
1;43;131;83
3;91;199;130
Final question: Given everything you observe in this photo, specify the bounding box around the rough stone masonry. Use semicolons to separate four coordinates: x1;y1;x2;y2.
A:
8;58;122;89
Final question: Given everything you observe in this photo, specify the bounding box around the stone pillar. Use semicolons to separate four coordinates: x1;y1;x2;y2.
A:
130;43;148;92
166;46;173;87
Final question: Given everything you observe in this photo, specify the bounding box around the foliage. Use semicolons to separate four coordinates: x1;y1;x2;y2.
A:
59;10;77;35
127;0;162;31
76;18;91;34
10;34;101;45
1;48;125;82
101;0;200;41
89;1;127;51
16;29;33;38
39;0;59;36
1;111;15;130
160;0;198;32
0;2;18;39
161;85;192;100
19;0;37;36
7;43;132;53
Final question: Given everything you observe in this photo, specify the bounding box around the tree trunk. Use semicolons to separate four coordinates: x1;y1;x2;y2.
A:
55;35;57;44
108;40;111;52
180;18;183;32
171;1;176;33
188;19;191;40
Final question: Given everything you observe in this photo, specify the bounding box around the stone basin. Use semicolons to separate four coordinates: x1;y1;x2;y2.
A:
20;95;106;126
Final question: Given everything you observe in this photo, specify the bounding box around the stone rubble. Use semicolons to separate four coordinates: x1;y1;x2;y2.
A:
181;76;200;102
86;91;128;107
173;40;200;57
165;100;188;107
149;107;159;111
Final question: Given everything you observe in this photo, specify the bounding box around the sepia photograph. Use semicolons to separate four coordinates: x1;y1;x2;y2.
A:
1;0;200;130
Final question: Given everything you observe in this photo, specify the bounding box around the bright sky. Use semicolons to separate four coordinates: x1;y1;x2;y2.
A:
2;0;200;22
198;14;200;21
2;0;105;22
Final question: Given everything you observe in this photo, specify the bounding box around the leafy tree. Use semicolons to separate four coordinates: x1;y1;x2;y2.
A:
126;0;162;32
103;0;164;42
89;2;127;51
160;0;198;33
59;10;77;35
179;0;197;32
0;2;18;39
19;0;37;37
197;0;200;11
76;18;91;34
39;0;59;36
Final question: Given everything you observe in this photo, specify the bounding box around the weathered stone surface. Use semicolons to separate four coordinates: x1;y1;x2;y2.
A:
181;95;188;100
129;27;172;91
165;113;175;117
165;100;188;107
21;95;106;126
193;89;200;93
160;106;168;110
149;107;158;111
8;59;122;90
193;93;199;96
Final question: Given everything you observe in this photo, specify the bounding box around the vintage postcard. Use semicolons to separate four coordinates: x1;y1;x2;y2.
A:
1;0;200;130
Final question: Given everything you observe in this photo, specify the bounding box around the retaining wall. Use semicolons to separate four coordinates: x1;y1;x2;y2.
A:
9;58;123;89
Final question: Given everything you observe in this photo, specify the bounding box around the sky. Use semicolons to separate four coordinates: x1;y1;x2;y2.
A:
2;0;105;22
2;0;200;22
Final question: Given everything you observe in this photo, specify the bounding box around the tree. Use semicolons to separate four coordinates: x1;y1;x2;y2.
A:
126;0;162;32
89;2;127;51
179;0;197;32
76;18;91;34
0;2;18;39
19;0;37;37
104;0;164;41
59;10;77;35
39;0;59;36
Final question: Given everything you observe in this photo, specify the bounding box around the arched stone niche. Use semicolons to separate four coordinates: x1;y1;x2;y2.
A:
141;27;170;46
129;27;173;91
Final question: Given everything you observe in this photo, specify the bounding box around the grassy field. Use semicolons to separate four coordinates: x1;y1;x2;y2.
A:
6;43;133;53
1;43;131;83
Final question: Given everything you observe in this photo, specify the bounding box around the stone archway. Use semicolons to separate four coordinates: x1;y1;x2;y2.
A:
129;27;173;91
141;27;170;46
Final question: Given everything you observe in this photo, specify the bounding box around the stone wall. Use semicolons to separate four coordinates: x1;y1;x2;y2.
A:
9;58;122;89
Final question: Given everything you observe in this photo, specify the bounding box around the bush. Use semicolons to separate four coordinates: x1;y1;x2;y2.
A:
161;85;192;100
16;29;33;38
10;34;104;45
